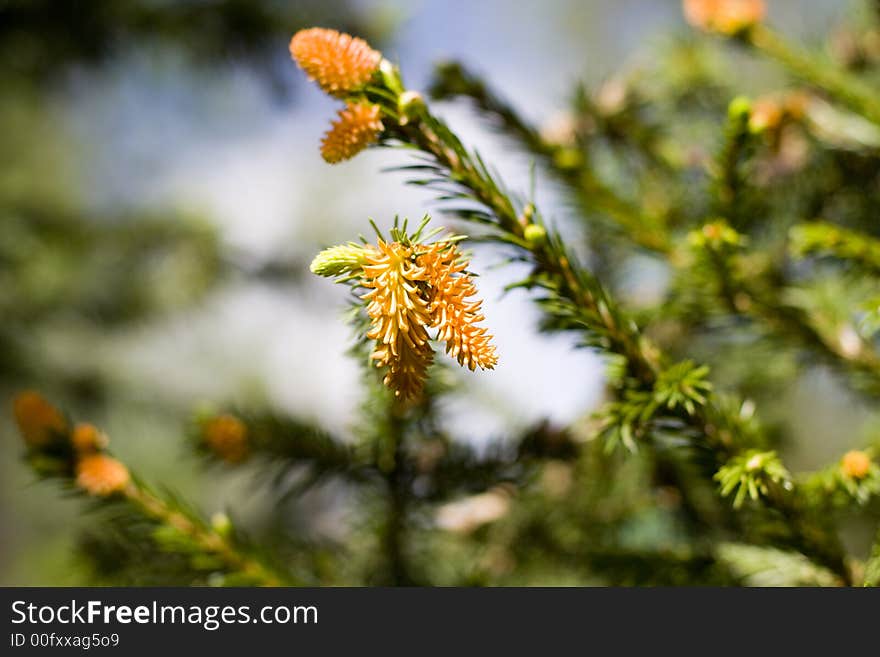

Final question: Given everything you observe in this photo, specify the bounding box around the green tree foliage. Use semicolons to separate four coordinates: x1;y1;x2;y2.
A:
9;2;880;586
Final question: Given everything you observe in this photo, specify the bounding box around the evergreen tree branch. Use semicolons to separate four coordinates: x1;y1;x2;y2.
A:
715;542;843;586
429;58;880;399
373;91;851;581
790;220;880;275
195;409;376;489
415;421;579;502
745;24;880;127
677;95;880;399
13;393;291;586
427;62;672;254
355;339;422;585
386;109;661;384
691;226;880;396
800;446;880;511
710;97;753;227
382;408;412;585
122;481;289;586
692;98;880;397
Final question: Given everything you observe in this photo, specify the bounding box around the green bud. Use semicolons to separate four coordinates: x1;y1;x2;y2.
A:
211;512;233;538
728;96;752;122
310;243;370;278
552;147;584;170
524;223;547;246
398;91;425;125
688;220;744;249
379;58;404;95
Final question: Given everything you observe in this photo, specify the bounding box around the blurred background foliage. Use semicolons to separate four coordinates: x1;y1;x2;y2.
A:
0;0;392;584
3;0;880;585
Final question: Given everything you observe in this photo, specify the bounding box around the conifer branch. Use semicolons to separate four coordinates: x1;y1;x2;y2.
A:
122;482;288;586
15;5;880;590
690;223;880;397
12;392;290;586
745;24;880;127
790;221;880;275
677;95;880;399
195;410;375;489
386;110;661;384
381;408;413;585
428;62;672;254
275;21;880;586
377;93;850;580
715;542;843;586
711;97;753;226
429;52;880;400
801;463;880;513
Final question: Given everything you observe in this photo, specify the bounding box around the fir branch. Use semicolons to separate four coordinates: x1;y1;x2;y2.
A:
387;110;661;385
369;384;417;586
746;24;880;127
427;62;672;254
377;92;850;580
800;448;880;510
688;99;880;398
429;55;880;402
710;97;754;226
195;409;375;491
415;421;579;502
13;394;291;586
429;61;548;157
790;220;880;275
689;220;880;397
284;25;880;585
122;481;289;586
715;542;843;586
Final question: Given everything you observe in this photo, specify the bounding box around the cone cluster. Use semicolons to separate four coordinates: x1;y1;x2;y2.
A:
12;391;130;496
289;28;381;97
360;240;497;400
290;28;386;163
321;102;384;164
